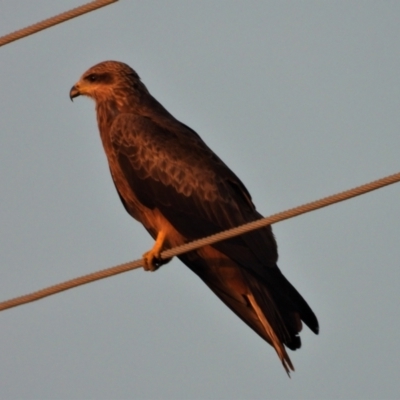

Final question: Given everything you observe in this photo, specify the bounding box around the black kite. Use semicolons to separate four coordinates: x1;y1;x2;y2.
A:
70;61;318;374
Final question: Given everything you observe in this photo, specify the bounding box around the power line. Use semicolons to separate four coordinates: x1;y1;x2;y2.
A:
0;0;118;47
0;171;399;312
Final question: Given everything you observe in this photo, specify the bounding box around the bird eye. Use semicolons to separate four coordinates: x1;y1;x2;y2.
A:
87;74;97;82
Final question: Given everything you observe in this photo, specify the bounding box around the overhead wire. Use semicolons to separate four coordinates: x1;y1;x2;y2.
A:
1;171;399;312
0;0;118;47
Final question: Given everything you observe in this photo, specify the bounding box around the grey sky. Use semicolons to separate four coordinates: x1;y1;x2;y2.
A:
1;1;400;398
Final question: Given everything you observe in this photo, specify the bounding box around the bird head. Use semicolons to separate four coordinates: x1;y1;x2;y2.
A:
69;61;143;103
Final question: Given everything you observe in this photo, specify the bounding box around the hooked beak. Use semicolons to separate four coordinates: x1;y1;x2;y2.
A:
69;84;81;101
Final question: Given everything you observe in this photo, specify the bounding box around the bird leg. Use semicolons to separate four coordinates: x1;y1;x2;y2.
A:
142;230;172;271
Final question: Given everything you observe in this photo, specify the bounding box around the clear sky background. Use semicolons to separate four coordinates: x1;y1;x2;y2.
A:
1;1;400;399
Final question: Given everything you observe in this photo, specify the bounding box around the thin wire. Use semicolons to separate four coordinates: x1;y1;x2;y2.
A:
1;171;399;312
0;0;118;47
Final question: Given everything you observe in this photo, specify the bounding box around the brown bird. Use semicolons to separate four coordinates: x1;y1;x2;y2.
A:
70;61;318;374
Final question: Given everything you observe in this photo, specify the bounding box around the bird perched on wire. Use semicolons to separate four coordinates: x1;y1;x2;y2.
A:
70;61;319;374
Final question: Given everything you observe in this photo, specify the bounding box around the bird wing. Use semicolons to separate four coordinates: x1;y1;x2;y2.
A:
109;113;278;266
109;113;318;370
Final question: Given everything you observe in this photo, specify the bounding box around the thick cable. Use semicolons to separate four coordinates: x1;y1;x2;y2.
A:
0;171;399;312
0;0;118;47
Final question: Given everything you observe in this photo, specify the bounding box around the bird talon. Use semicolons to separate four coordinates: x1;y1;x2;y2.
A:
142;251;172;271
142;250;160;272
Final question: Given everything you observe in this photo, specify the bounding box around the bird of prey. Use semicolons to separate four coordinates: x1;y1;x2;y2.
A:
70;61;318;374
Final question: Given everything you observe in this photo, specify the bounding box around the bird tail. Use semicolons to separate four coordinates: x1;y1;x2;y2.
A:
179;246;315;375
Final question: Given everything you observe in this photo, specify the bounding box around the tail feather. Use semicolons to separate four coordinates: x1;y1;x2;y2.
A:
246;291;294;375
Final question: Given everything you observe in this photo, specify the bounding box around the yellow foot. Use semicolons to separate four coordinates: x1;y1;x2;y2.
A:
142;230;173;271
142;249;161;272
142;249;172;271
